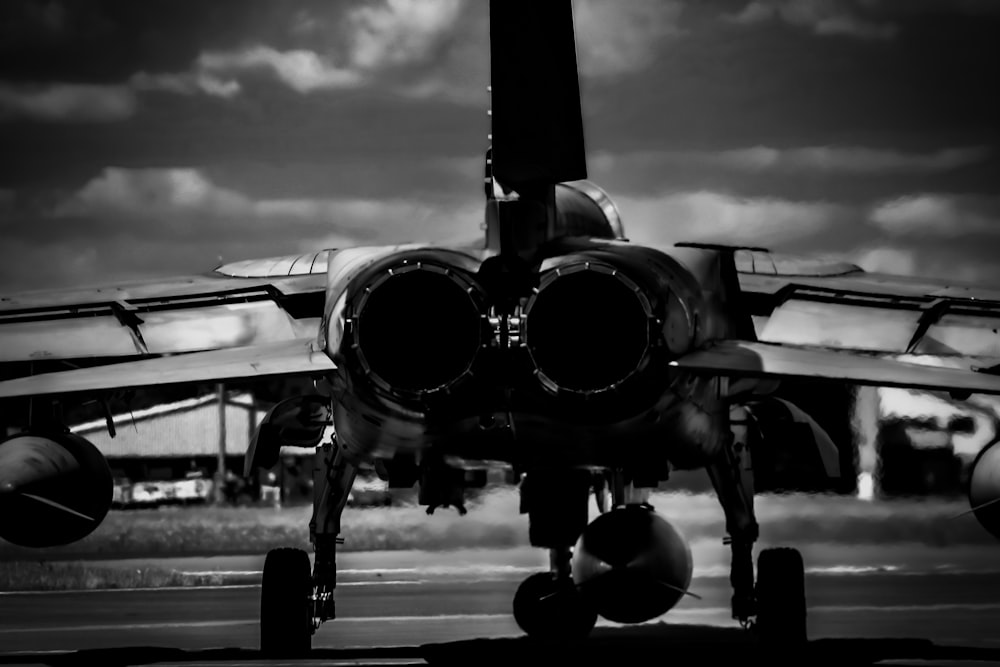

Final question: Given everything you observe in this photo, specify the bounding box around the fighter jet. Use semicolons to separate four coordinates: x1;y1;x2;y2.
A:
2;0;1000;657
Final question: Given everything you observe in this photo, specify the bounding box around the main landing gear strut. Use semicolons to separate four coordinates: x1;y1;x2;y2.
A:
707;404;807;643
256;425;808;653
260;437;357;657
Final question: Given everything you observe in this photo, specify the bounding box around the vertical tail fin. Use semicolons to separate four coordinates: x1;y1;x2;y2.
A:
485;1;589;261
489;0;587;191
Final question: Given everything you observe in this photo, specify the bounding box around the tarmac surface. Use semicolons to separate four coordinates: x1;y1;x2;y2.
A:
1;547;999;666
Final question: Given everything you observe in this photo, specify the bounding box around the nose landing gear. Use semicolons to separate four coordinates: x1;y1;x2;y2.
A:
512;556;599;640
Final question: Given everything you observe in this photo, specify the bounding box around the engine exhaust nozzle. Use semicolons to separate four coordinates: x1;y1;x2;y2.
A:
523;261;655;396
351;261;486;398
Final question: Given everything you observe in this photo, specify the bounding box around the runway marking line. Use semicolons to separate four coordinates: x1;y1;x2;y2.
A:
0;652;426;667
0;615;511;634
0;585;263;595
0;581;438;596
4;604;1000;635
4;566;999;598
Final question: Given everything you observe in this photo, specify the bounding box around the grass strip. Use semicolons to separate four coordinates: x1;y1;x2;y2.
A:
0;561;244;591
0;490;987;564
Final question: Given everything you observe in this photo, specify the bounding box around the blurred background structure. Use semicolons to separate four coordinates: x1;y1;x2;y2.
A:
36;374;998;511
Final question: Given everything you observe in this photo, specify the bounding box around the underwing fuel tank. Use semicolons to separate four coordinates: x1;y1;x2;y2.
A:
0;431;113;548
969;439;1000;540
572;505;693;623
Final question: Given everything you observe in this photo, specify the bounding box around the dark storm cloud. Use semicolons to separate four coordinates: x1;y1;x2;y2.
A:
0;82;135;122
0;164;486;292
724;0;1000;40
0;0;347;123
0;0;685;187
0;0;488;117
0;0;305;83
588;146;997;205
134;1;684;103
868;193;1000;238
771;190;1000;285
574;0;1000;284
584;5;1000;152
0;88;489;188
1;0;999;291
847;240;1000;285
0;1;495;185
726;0;899;40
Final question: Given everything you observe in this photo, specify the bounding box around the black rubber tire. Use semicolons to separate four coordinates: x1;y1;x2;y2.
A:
260;547;313;657
513;572;598;640
755;547;807;643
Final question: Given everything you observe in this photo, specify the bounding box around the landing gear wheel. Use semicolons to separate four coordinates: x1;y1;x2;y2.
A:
260;547;314;657
513;572;597;640
754;547;807;643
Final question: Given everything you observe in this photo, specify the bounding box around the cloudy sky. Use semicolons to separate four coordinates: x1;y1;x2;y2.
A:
1;0;998;292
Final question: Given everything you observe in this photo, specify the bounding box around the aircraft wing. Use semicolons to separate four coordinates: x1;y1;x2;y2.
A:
733;249;1000;359
0;253;329;364
3;335;996;402
0;338;335;399
673;339;1000;396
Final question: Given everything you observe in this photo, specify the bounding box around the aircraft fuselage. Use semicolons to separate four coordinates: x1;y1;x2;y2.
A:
324;237;757;475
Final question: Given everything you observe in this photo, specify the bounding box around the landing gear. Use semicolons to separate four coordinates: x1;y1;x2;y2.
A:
259;436;357;655
706;409;760;628
515;470;598;640
709;404;809;641
260;547;313;657
755;547;807;643
308;436;358;626
514;468;679;639
513;567;598;640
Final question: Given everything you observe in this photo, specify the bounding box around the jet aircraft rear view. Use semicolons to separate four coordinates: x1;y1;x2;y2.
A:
2;0;1000;658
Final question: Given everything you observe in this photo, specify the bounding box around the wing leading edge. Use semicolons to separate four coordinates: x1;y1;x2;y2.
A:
673;340;1000;396
0;338;335;399
1;337;998;401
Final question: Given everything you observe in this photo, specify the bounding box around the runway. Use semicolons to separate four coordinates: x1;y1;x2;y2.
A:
2;547;1000;666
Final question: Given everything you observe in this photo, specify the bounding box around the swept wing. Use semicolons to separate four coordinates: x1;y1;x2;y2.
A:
0;253;328;364
0;335;997;401
0;338;334;399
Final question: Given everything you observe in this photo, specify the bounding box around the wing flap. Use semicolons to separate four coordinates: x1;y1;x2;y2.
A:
0;339;335;399
0;284;325;363
2;316;145;361
673;340;1000;395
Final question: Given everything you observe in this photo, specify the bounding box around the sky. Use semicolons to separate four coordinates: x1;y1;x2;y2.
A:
0;0;998;293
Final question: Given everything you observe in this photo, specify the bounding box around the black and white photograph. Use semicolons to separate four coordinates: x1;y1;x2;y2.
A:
1;1;999;665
